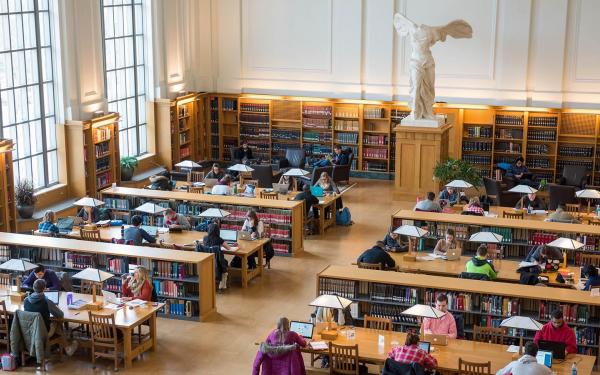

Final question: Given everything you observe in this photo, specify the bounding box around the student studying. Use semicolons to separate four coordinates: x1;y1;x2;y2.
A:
496;342;553;375
37;210;60;236
124;215;157;246
433;228;458;256
357;241;396;270
387;332;438;371
22;265;61;291
413;192;442;212
464;244;497;280
534;310;577;355
122;266;153;301
421;294;457;339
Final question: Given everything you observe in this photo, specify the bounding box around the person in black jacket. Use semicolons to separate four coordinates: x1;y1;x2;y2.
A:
383;230;408;252
515;192;546;210
357;241;396;269
234;140;253;162
332;145;349;166
294;184;319;218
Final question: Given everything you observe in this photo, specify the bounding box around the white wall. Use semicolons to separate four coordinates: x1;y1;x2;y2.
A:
187;0;600;109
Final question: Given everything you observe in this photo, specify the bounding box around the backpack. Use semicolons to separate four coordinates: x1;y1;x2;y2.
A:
336;207;352;226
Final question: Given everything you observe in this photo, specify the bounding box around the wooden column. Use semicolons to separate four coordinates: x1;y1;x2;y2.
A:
393;122;452;198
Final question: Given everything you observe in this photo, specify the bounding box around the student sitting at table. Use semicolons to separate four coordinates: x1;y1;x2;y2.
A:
465;244;497;280
211;175;233;195
422;294;457;339
439;186;458;206
124;215;157;246
578;264;600;291
38;210;60;236
545;205;580;223
162;208;191;230
357;241;396;270
122;266;153;301
433;228;458;256
463;197;485;215
516;192;546;210
242;210;265;239
314;171;343;210
534;309;577;354
77;206;112;223
525;244;563;264
414;192;442;212
388;332;438;371
252;317;306;375
205;163;225;180
23;265;61;291
235;140;254;162
204;223;233;289
496;342;552;375
383;229;408;252
294;184;319;219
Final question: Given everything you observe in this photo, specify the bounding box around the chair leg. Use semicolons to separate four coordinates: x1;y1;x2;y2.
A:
91;345;96;369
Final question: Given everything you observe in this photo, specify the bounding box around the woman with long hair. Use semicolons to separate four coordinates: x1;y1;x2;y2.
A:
122;266;153;301
252;317;307;375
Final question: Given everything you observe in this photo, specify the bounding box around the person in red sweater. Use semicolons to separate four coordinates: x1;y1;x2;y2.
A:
122;266;153;301
534;310;577;354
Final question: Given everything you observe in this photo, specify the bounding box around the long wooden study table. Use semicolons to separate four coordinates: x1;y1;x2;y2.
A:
60;226;268;288
0;286;162;369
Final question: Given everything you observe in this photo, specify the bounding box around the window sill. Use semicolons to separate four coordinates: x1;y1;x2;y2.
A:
34;183;67;198
136;153;155;163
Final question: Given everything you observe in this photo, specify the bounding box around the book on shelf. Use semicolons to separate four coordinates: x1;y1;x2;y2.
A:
240;103;269;113
93;127;111;143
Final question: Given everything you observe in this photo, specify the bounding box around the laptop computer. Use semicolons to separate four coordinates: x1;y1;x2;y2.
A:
220;229;237;245
536;350;553;368
290;321;314;339
140;225;158;237
45;291;59;304
444;247;462;261
423;334;448;346
272;183;289;195
238;231;254;241
311;186;324;197
538;340;566;360
418;341;431;353
102;290;124;305
56;217;75;234
203;178;219;188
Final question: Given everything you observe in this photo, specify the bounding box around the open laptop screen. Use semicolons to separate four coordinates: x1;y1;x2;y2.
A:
290;321;313;339
220;229;237;242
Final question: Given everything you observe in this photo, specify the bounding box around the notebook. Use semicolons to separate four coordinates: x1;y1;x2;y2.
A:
536;350;553;368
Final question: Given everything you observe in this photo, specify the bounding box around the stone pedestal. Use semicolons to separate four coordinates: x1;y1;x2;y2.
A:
400;114;447;128
393;121;453;198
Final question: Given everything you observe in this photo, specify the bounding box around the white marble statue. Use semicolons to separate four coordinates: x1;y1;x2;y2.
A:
394;13;473;121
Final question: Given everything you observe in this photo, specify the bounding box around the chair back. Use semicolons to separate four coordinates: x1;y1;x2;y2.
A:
548;183;577;210
81;228;102;242
564;203;580;213
189;186;204;194
260;191;278;200
363;315;392;331
581;253;600;267
251;165;275;188
483;177;500;200
0;273;10;287
88;311;118;346
382;358;425;375
473;325;504;344
561;165;589;187
458;358;491;375
187;171;205;183
588;219;600;226
502;211;523;220
0;301;9;345
357;262;382;270
329;343;359;375
285;148;306;168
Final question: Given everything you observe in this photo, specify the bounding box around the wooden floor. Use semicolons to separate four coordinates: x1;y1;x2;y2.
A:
23;178;411;374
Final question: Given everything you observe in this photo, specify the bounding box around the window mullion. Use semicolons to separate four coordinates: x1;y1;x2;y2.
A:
33;1;49;187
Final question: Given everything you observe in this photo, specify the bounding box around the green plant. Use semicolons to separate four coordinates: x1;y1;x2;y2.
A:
15;179;37;206
120;156;138;169
538;179;547;191
433;158;483;186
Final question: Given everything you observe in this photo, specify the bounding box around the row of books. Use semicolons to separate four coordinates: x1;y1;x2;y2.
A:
318;278;356;299
335;133;358;144
432;223;470;240
575;327;596;346
423;290;520;316
153;280;197;298
222;98;237;111
95;157;111;172
557;160;593;171
495;115;524;125
103;278;122;292
240;103;269;113
178;105;189;118
527;130;556;141
558;146;594;157
334;110;359;119
539;302;590;324
391;110;410;122
160;299;195;317
179;132;189;144
463;155;492;165
363;148;387;159
272;142;300;153
495;129;523;139
362;160;387;172
152;260;197;279
363;135;387;145
370;284;417;304
240;113;270;125
94;142;110;157
219;206;293;225
303;131;332;142
464;126;493;138
302;118;331;129
529;116;558;127
220;222;290;239
365;305;418;324
303;144;332;155
527;144;550;155
65;252;94;269
334;119;359;131
179;147;191;159
96;171;112;189
107;257;128;274
271;129;300;141
364;107;385;119
272;241;291;254
240;126;270;138
93;127;111;143
302;106;332;117
463;141;492;152
527;158;551;169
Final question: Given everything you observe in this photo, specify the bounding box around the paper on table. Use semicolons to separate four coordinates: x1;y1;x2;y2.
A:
309;341;328;350
507;345;520;353
126;299;147;307
104;303;122;309
428;253;445;259
95;220;111;226
518;261;539;269
223;246;239;252
157;227;169;234
484;213;498;218
530;210;547;215
417;256;436;261
591;288;600;297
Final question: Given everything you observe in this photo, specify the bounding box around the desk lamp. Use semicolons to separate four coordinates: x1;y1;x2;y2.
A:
445;180;473;203
228;164;255;187
469;231;504;261
309;294;353;340
547;237;584;268
72;267;113;310
283;168;310;192
74;197;105;226
175;160;201;170
134;202;168;226
500;316;543;356
575;189;600;214
0;259;37;300
393;225;429;262
507;185;538;210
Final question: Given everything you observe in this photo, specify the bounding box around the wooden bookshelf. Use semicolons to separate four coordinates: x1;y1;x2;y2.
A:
302;101;333;161
194;93;209;161
318;264;600;365
271;100;302;164
239;98;270;162
0;139;16;232
1;232;215;321
170;93;197;166
100;187;304;256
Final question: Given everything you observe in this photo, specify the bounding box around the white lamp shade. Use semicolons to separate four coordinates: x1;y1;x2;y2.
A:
500;316;543;331
228;164;254;172
309;294;353;310
0;259;37;272
283;168;310;177
445;180;473;189
508;185;538;194
393;225;428;238
74;197;105;207
72;267;113;283
547;237;585;250
576;189;600;199
402;304;445;319
134;202;168;214
199;208;231;218
469;231;503;243
175;160;201;168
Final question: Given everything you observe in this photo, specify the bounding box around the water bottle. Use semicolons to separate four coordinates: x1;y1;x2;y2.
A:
527;205;532;214
120;225;125;239
66;292;73;305
596;204;600;217
571;362;577;375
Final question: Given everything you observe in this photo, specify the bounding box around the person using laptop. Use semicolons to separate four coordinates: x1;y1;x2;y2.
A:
414;192;442;212
234;140;254;163
545;205;580;224
162;208;191;230
357;241;396;270
439;186;458;206
314;171;343;210
204;223;233;252
383;229;408;252
524;244;563;265
252;317;307;375
578;264;600;291
38;210;60;236
463;197;485;215
23;265;61;291
507;156;535;187
205;163;225;181
122;266;153;301
211;175;233;196
433;228;458;256
124;215;157;246
241;210;265;239
515;192;546;210
496;342;552;375
422;294;457;339
534;310;577;355
465;244;497;280
388;332;438;371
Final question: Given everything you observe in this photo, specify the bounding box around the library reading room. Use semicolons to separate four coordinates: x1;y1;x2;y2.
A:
1;1;600;374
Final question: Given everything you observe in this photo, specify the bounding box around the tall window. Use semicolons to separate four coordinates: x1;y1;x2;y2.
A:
101;0;148;157
0;0;58;189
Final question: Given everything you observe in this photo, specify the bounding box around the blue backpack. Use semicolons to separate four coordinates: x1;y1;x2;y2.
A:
336;207;352;226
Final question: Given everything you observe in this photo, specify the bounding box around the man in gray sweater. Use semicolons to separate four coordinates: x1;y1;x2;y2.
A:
496;342;552;375
414;192;442;212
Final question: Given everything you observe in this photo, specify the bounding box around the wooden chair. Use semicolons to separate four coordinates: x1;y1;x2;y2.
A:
188;186;204;194
458;358;491;375
0;301;9;353
473;325;504;344
502;211;523;220
329;343;360;375
187;171;205;183
81;228;102;242
242;179;259;189
239;171;253;185
565;203;580;214
580;253;600;267
363;315;392;331
0;273;11;287
88;311;122;371
259;191;278;200
357;262;382;270
588;219;600;226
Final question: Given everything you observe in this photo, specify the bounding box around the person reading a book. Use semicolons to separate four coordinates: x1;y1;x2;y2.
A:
312;145;349;167
162;208;191;230
383;229;408;252
252;317;307;375
422;294;457;339
465;244;497;280
524;244;563;265
357;241;396;270
545;205;580;223
433;228;458;256
496;342;553;375
38;210;60;236
124;215;157;246
205;163;225;180
23;265;61;291
122;266;153;301
506;156;535;187
211;175;233;196
388;332;438;371
578;264;600;291
515;192;546;210
439;186;458;206
534;309;577;354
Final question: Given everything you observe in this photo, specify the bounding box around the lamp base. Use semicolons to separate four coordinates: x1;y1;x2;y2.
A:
84;301;103;310
403;253;417;262
9;291;25;302
320;330;338;340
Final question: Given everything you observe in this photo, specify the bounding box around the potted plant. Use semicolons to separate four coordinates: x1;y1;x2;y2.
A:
15;179;36;219
433;158;483;188
120;156;138;181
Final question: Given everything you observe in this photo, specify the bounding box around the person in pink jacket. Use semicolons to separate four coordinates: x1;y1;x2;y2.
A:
253;317;307;375
534;310;577;354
